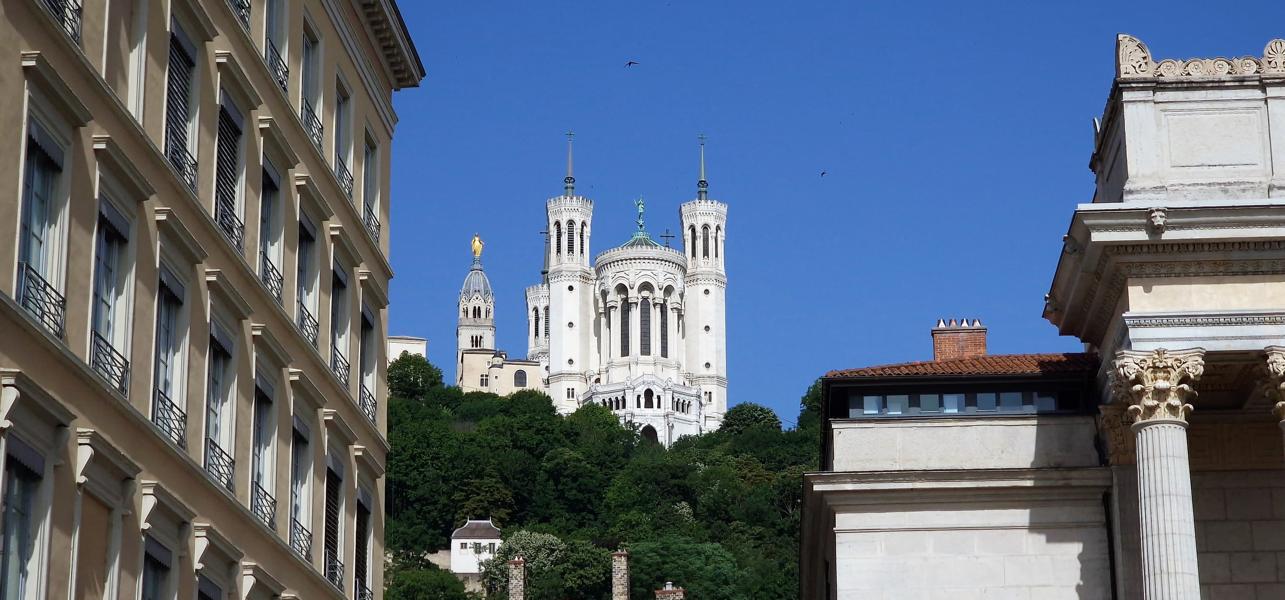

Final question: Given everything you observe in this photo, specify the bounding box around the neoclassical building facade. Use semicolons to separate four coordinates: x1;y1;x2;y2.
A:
803;35;1285;599
457;139;729;444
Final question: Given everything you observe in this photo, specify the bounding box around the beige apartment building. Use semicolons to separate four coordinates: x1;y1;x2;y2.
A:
0;0;422;598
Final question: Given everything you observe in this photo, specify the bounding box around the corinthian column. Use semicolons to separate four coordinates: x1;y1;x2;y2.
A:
1112;348;1205;600
1264;346;1285;460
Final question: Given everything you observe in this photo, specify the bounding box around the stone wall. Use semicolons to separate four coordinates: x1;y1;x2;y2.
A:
830;416;1100;472
1193;470;1285;598
612;550;629;600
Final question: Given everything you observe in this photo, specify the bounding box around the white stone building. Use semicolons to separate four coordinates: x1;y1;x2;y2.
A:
449;518;501;593
803;35;1285;599
456;139;729;444
388;335;427;364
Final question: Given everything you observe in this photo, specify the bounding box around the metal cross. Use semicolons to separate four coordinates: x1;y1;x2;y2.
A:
698;133;707;145
659;229;675;247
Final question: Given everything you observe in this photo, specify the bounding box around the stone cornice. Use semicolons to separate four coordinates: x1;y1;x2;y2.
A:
1117;35;1285;81
806;467;1112;507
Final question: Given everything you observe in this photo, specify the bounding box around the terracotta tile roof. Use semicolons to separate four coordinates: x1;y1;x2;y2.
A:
826;353;1098;379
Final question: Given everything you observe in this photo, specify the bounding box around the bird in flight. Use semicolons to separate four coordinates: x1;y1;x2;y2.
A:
625;60;640;67
820;170;828;178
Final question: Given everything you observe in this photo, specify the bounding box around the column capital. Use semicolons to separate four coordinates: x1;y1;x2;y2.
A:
1263;346;1285;420
1111;348;1205;424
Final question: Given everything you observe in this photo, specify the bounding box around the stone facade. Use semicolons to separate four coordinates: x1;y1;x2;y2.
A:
508;557;526;600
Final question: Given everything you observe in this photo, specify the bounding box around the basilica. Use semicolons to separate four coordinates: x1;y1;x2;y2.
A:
456;139;729;444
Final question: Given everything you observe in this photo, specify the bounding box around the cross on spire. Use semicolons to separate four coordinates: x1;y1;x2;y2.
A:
659;229;675;247
697;133;709;200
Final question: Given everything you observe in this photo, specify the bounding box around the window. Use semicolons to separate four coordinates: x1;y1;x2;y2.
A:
0;447;43;599
860;395;880;416
290;423;312;559
639;299;651;356
297;217;319;345
361;138;380;239
715;225;721;258
976;393;997;412
214;92;246;251
18;119;67;338
164;23;198;190
197;578;221;600
358;309;377;422
943;393;964;413
324;465;344;587
659;302;668;358
333;83;353;196
543;307;549;338
91;202;131;393
554;222;562;255
264;0;288;92
620;301;630;357
140;538;171;600
479;374;488;387
205;325;235;491
104;0;148;117
885;395;908;415
331;264;350;386
532;308;539;339
918;394;940;413
354;494;372;597
459;542;467;550
566;221;575;255
701;225;710;258
153;269;186;447
579;227;585;256
689;225;696;258
514;370;527;388
300;26;322;147
644;389;654;408
251;381;275;527
259;162;283;303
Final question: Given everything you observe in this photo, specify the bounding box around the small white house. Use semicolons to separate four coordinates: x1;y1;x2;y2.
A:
388;335;427;364
450;518;502;576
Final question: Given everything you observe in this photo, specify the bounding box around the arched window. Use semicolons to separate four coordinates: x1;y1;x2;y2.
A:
715;225;721;258
689;225;697;258
644;389;654;409
659;301;668;358
514;370;527;388
641;425;658;444
462;307;467;318
533;308;539;338
543;306;549;338
567;220;575;255
579;227;585;255
620;300;631;357
639;299;651;356
555;221;562;255
702;225;710;258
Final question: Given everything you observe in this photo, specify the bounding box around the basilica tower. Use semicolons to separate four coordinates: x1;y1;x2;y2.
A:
457;235;495;386
680;139;729;428
544;134;596;412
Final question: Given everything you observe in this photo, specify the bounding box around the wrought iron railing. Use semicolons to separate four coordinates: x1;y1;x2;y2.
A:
260;254;284;304
356;583;374;600
165;133;198;193
204;438;235;491
152;388;186;448
297;301;319;347
301;101;323;150
290;516;313;560
334;155;354;198
41;0;83;42
325;549;344;588
90;331;129;394
251;481;277;529
359;384;377;423
215;199;245;251
265;40;289;93
362;203;381;241
17;262;65;338
331;348;350;387
227;0;250;29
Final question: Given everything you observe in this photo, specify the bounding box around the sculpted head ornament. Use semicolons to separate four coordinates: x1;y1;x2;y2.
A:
1146;207;1167;234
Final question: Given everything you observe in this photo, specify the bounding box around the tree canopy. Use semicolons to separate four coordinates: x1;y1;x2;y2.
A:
385;353;820;599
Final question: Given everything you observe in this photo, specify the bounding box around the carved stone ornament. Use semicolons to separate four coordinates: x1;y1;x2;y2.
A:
1265;39;1285;74
1146;207;1167;234
1117;34;1154;78
1111;348;1205;424
1099;404;1136;465
1117;34;1285;79
1264;346;1285;420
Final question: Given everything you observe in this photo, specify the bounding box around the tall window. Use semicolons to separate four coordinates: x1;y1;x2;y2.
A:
355;495;372;597
639;299;651;356
264;0;288;92
701;225;710;258
300;26;322;147
19;119;67;337
361;138;379;239
0;445;43;599
715;225;721;259
251;381;275;527
579;226;585;256
197;577;222;600
660;302;668;358
205;325;235;490
543;307;549;338
290;424;312;558
104;0;148;117
514;370;527;388
479;373;489;387
532;308;539;339
324;465;343;587
358;309;376;421
620;301;631;357
92;202;131;392
554;222;562;255
330;264;350;386
297;217;318;344
333;83;352;196
214;92;245;251
260;162;282;302
689;226;696;258
140;538;171;600
153;269;186;447
566;221;575;255
164;23;198;190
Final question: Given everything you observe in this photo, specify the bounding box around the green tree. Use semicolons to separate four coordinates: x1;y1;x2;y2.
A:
385;567;470;600
388;352;444;401
480;530;566;595
796;378;823;430
628;536;741;600
721;402;782;435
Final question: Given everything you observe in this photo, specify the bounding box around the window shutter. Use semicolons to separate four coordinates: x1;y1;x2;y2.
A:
324;468;341;558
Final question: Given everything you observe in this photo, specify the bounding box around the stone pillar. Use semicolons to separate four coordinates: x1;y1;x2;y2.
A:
508;556;526;600
1112;348;1205;600
612;549;629;600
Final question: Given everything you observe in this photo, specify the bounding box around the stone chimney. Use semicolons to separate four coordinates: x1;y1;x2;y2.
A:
655;581;686;599
612;550;629;600
508;556;526;600
931;318;986;361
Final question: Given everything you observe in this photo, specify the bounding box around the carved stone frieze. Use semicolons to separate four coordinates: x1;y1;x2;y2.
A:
1099;404;1136;465
1111;348;1205;424
1264;346;1285;420
1117;34;1285;80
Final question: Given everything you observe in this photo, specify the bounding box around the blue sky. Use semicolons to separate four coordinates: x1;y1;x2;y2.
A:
386;1;1285;425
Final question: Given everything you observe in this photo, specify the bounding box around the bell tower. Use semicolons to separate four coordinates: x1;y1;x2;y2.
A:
546;132;596;413
681;136;729;428
456;234;495;385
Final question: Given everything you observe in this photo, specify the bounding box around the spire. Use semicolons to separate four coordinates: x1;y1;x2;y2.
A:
697;133;709;200
564;130;575;196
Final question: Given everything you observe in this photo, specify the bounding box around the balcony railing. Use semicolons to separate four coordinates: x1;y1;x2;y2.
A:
251;481;277;529
17;262;65;338
290;516;313;560
204;438;235;492
265;40;289;93
152;388;186;448
164;134;198;193
356;583;374;600
227;0;250;29
325;549;344;588
362;203;381;241
301;101;323;150
214;199;245;251
90;331;129;394
260;254;284;304
41;0;83;42
297;302;319;347
359;384;377;424
334;156;354;198
331;348;350;387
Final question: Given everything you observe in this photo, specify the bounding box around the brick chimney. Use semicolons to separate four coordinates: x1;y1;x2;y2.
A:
508;556;526;600
612;550;629;600
931;318;987;361
656;581;686;599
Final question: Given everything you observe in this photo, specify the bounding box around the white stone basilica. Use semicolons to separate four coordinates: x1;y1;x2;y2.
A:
457;138;729;444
